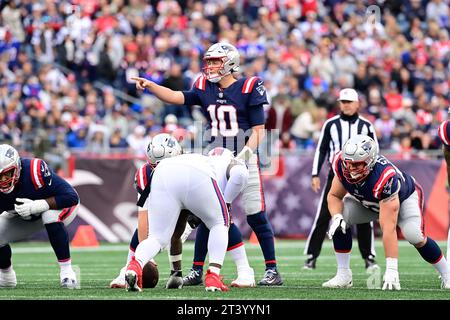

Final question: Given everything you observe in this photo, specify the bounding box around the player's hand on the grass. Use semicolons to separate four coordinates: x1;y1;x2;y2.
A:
14;198;49;218
327;213;347;239
131;77;153;91
382;268;401;291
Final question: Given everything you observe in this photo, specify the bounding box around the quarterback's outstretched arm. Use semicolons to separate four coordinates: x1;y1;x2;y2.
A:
132;77;185;105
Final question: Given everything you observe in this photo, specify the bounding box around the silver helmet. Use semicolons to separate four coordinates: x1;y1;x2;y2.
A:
146;133;182;165
0;144;21;193
341;135;378;184
203;42;240;83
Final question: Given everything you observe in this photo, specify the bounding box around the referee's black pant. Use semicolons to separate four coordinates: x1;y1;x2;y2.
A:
304;170;376;260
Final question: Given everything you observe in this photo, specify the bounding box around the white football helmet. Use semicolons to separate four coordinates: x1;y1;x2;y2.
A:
0;144;21;194
203;42;240;83
341;135;378;184
146;133;182;165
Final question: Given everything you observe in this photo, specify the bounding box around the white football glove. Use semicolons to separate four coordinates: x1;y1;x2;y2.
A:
236;146;253;162
14;198;50;219
382;258;401;291
327;213;347;239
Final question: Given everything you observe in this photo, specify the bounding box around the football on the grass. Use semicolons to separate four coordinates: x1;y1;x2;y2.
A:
142;261;159;288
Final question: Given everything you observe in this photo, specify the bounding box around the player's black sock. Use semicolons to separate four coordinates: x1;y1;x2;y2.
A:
130;228;139;251
192;222;209;271
332;228;352;252
45;222;70;261
227;223;244;250
416;237;443;263
247;212;277;270
0;245;12;269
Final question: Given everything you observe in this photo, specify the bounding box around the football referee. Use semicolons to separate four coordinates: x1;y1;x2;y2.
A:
304;88;378;271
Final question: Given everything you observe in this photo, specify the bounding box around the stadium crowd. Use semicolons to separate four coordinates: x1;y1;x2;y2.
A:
0;0;449;165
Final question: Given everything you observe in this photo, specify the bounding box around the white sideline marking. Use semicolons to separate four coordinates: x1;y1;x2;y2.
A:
13;240;446;254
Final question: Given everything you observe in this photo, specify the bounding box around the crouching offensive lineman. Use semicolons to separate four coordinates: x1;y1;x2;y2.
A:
0;144;80;288
125;150;249;292
324;135;450;290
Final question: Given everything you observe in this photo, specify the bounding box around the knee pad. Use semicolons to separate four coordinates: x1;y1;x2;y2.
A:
401;222;425;245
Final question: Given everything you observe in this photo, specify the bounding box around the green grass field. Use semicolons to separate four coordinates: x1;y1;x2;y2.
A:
2;240;449;300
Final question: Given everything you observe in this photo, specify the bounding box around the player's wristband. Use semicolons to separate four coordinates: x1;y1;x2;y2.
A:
386;257;398;270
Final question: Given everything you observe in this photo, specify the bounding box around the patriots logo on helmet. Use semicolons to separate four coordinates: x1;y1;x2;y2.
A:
361;141;372;154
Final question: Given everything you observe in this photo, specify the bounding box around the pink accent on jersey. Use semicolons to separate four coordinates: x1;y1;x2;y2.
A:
242;76;258;93
195;75;206;91
30;159;44;189
438;121;450;146
373;167;396;199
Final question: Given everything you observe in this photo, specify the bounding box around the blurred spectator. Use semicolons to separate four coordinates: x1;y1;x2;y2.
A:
0;0;447;158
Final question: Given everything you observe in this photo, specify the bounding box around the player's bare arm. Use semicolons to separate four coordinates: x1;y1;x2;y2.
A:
137;208;148;242
379;194;400;259
131;77;185;105
327;176;347;217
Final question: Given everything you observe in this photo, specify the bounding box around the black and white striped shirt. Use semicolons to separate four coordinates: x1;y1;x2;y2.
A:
311;113;378;177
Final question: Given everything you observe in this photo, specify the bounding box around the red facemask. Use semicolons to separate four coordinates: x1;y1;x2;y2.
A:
202;57;226;81
0;166;19;193
342;160;370;184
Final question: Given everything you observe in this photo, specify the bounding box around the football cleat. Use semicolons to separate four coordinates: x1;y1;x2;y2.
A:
165;270;183;289
365;257;380;273
61;277;78;289
204;269;229;292
125;257;143;292
0;268;16;288
303;257;317;270
258;269;283;286
231;267;256;288
322;269;353;288
182;268;203;286
110;266;126;289
441;274;450;289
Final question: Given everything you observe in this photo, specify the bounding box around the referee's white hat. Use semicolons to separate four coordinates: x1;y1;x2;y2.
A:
338;88;359;102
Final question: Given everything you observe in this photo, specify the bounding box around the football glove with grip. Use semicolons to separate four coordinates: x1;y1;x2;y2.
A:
14;198;49;219
327;214;347;239
382;258;401;290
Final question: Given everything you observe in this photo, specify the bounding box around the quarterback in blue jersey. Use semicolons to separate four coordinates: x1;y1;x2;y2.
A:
0;144;80;289
132;42;281;286
324;135;450;290
437;115;450;265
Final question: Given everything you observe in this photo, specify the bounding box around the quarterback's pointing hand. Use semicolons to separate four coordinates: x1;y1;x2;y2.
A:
131;77;153;91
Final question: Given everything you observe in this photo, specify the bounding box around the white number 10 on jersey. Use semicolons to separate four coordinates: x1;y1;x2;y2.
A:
207;104;239;137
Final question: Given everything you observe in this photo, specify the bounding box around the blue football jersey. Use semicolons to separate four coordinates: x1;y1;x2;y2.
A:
0;158;79;217
183;76;267;153
438;120;450;150
332;152;417;213
134;162;155;195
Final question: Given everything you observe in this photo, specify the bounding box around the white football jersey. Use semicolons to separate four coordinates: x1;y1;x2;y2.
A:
157;153;232;192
